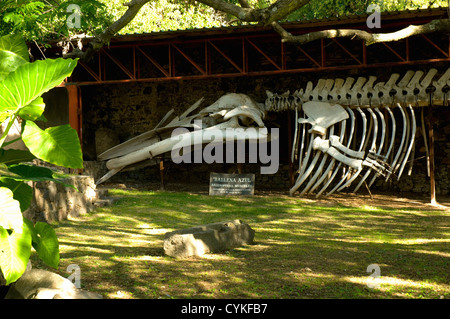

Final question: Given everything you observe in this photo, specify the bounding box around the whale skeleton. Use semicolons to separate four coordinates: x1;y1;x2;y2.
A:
264;67;450;197
96;67;450;196
96;93;269;185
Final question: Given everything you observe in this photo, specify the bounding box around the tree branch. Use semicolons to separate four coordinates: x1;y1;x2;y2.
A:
237;0;251;9
64;0;151;60
263;0;311;24
195;0;260;22
272;18;450;46
64;0;314;60
196;0;311;24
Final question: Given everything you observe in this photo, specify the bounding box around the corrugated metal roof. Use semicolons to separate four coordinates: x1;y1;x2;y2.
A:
109;6;449;42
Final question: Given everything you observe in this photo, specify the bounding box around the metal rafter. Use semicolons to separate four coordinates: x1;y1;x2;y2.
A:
101;48;135;79
136;46;170;77
246;37;281;70
172;43;206;75
208;40;243;73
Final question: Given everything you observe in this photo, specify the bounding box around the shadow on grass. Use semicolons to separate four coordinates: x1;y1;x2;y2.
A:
31;189;449;299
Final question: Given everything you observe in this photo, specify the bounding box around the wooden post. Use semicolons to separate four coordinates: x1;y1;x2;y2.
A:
287;111;294;187
426;86;437;205
66;84;82;174
66;84;82;141
159;159;165;191
428;109;436;205
237;162;243;174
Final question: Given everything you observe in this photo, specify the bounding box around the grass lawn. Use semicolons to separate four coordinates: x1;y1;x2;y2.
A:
31;188;450;299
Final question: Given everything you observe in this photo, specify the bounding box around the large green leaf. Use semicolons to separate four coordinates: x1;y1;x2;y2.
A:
0;149;36;165
0;187;23;233
17;96;46;121
0;58;78;116
0;34;29;62
22;121;83;169
0;50;28;82
0;178;33;212
24;219;59;269
8;163;54;180
0;163;20;180
0;224;31;285
0;164;77;189
0;34;29;81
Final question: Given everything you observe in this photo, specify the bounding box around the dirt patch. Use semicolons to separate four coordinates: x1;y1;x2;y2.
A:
101;181;450;212
314;192;450;211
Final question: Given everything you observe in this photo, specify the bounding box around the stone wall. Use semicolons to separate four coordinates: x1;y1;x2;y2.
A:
79;62;450;195
24;174;99;223
22;160;108;223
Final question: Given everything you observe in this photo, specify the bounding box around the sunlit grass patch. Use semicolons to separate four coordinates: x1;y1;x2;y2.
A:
30;188;450;299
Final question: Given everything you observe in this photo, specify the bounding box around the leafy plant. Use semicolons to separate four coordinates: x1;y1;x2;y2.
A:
286;0;447;21
0;33;80;285
0;0;113;44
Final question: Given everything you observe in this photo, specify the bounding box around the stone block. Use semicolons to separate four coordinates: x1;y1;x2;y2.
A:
5;268;102;299
163;220;255;258
23;172;100;223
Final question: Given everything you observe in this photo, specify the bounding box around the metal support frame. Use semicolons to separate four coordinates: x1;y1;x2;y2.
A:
63;9;450;86
69;29;450;85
